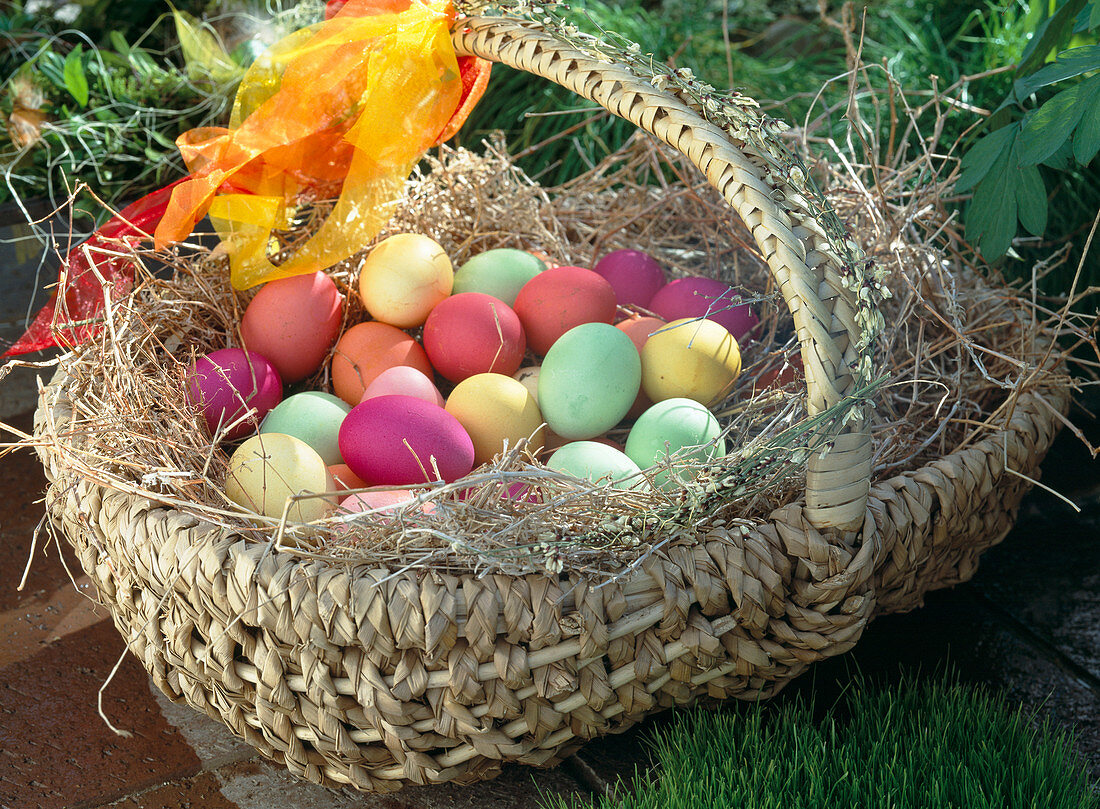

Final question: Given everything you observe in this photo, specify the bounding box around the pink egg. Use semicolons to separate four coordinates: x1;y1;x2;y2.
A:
341;489;417;514
339;395;475;485
649;277;759;341
187;348;282;441
360;366;444;407
240;272;343;383
422;293;526;383
593;249;666;308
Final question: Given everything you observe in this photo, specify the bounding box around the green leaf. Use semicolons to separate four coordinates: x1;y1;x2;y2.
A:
1017;0;1088;77
1073;78;1100;164
1091;1;1100;30
63;45;89;108
171;7;242;84
1015;164;1048;236
1013;45;1100;100
1018;83;1086;166
1041;136;1076;169
108;30;129;57
956;124;1018;193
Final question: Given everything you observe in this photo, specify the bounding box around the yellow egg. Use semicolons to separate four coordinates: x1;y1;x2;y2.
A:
641;318;742;405
445;373;545;465
358;233;453;327
225;432;336;522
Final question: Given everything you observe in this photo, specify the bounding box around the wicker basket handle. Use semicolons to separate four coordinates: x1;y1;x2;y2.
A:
452;16;872;532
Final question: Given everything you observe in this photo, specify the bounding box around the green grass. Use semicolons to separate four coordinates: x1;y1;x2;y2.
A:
542;676;1098;809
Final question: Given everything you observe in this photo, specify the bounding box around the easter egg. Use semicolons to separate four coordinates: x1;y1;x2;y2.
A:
445;373;544;465
224;432;335;521
259;391;351;466
538;323;641;440
453;248;546;306
186;348;282;441
513;266;617;355
513;366;541;404
340;489;417;516
239;271;342;383
361;366;444;407
625;398;724;488
328;463;370;500
547;441;644;490
331;321;433;405
593;249;666;308
358;233;453;327
422;293;526;383
649;277;759;341
339;395;475;485
641;318;742;406
616;315;665;419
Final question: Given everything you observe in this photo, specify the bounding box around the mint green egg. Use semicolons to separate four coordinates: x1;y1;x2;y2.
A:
453;248;546;306
259;391;351;466
538;323;641;440
547;441;645;490
625;398;724;489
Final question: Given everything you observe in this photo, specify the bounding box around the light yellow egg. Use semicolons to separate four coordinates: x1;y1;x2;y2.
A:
641;318;742;406
225;432;336;522
513;365;541;404
445;373;545;465
358;233;453;328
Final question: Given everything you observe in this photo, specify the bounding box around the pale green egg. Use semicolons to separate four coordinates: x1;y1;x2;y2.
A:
259;390;351;466
547;441;645;490
625;398;724;489
452;248;546;306
538;323;641;440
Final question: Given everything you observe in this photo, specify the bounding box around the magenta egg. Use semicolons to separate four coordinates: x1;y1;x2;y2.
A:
648;277;760;341
186;348;283;441
593;249;666;309
360;366;445;407
339;395;475;485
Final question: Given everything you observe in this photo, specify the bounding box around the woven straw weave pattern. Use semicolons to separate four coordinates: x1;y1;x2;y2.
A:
30;16;1073;794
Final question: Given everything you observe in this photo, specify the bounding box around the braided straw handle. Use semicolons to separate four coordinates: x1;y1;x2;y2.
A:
452;16;872;531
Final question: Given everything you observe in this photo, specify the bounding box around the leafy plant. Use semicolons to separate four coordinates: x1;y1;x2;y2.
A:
957;0;1100;260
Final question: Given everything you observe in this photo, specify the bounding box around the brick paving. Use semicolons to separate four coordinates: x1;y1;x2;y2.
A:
2;391;1098;807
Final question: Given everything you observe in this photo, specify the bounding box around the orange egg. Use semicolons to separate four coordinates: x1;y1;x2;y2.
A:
328;463;370;501
240;271;343;383
616;315;665;419
331;321;434;405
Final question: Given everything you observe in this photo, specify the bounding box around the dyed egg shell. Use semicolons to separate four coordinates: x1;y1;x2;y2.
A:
328;463;370;501
259;391;351;466
361;366;444;407
224;432;335;522
593;249;666;308
445;373;544;465
358;233;453;328
649;277;759;341
513;266;617;355
616;315;665;419
340;489;417;516
625;398;724;489
422;293;526;383
339;395;475;485
452;248;546;306
641;318;742;406
186;348;282;441
547;441;645;490
513;366;541;404
538;323;640;440
331;321;433;405
239;271;342;383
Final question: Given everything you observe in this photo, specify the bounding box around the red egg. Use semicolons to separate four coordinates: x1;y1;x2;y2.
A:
339;395;475;485
240;272;343;383
186;348;282;441
594;249;666;308
649;277;759;341
616;315;666;419
513;266;617;355
422;293;526;383
331;321;434;405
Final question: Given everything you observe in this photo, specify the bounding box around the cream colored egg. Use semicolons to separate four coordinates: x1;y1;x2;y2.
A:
513;366;541;404
641;318;742;406
225;432;336;522
358;233;453;328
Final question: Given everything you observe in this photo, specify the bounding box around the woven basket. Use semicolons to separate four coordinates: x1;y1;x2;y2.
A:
31;14;1071;792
